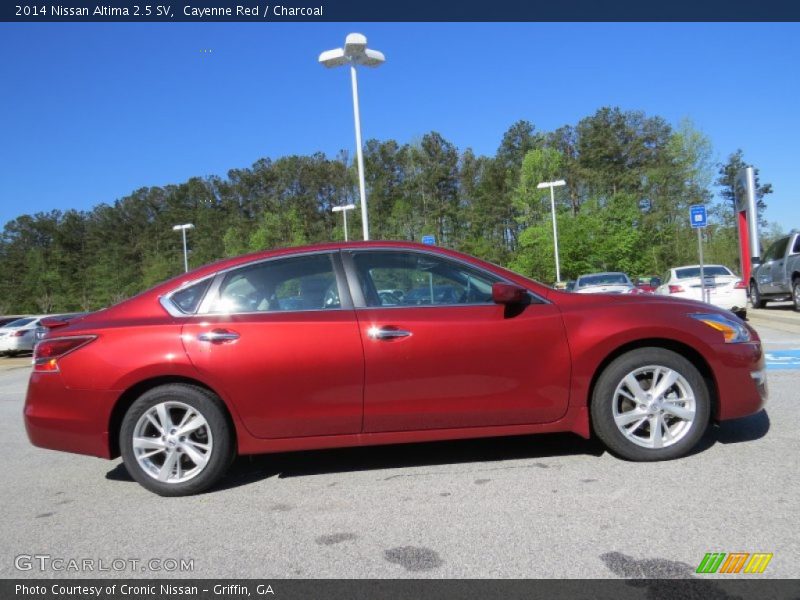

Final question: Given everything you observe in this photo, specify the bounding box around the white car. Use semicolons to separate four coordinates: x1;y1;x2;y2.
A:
573;272;635;294
655;265;747;316
0;316;44;356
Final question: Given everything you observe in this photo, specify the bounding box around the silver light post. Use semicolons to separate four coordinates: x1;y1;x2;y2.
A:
332;204;356;241
319;33;385;241
172;223;195;272
537;180;567;283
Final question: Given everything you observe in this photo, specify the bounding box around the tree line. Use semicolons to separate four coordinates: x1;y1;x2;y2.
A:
0;106;778;314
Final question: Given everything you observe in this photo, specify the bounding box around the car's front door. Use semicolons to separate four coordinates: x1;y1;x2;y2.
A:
768;236;791;293
180;252;364;439
345;250;571;433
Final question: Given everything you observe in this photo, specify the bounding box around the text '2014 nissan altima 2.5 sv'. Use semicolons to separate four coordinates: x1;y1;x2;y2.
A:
24;241;767;496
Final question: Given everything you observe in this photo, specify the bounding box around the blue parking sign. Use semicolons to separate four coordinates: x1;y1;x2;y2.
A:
690;205;707;228
421;235;436;245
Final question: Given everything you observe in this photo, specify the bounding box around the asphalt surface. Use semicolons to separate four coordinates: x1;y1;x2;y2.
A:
1;312;798;580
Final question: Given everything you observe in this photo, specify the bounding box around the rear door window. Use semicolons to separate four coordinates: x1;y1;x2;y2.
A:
208;253;341;314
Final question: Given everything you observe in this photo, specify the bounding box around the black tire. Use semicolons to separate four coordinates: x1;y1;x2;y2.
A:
591;348;710;461
793;278;800;312
120;384;235;496
750;281;766;309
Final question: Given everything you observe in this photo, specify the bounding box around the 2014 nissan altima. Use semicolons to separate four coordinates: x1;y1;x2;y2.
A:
24;242;767;496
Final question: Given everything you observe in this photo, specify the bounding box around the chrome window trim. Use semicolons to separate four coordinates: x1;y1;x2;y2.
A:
344;247;549;308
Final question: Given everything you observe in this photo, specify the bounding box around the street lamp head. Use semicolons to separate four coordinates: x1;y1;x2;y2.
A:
318;48;348;68
172;223;195;231
319;33;385;69
536;180;567;189
332;204;356;213
344;33;367;55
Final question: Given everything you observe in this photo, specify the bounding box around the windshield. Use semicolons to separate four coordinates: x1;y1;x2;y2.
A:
577;273;630;287
675;266;733;279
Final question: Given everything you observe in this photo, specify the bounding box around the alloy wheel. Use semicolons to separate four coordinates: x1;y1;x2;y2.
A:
132;401;213;484
611;365;697;449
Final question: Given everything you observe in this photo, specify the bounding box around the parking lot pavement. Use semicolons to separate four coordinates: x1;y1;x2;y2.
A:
1;323;798;580
0;355;31;372
749;301;800;334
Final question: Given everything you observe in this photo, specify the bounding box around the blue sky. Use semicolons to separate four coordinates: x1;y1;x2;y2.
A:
1;23;798;230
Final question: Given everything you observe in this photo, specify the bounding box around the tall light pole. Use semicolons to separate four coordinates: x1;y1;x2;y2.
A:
319;33;385;241
332;203;356;241
537;180;566;283
172;223;194;272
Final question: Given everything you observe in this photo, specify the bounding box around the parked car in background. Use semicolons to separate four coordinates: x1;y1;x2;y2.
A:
749;230;800;311
655;265;747;318
401;284;465;305
573;272;635;294
634;276;662;293
0;316;44;356
0;315;29;327
25;242;766;496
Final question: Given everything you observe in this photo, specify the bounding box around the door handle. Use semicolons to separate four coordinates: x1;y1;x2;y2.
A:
197;329;240;343
368;326;412;340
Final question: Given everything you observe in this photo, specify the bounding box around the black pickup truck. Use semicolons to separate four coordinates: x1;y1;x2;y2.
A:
750;230;800;311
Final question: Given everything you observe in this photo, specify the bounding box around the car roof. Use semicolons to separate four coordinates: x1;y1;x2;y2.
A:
577;271;629;278
672;264;730;270
84;241;555;320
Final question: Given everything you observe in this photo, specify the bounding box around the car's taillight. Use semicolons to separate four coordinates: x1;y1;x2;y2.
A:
734;280;748;289
668;285;684;294
33;336;96;373
14;330;27;337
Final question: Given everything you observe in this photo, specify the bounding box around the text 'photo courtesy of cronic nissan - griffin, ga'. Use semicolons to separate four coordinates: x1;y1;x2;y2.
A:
24;241;767;496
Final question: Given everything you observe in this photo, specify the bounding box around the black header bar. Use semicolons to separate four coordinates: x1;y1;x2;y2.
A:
3;0;800;22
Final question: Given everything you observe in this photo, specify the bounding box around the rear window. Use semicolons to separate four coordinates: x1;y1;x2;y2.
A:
4;317;35;328
577;273;630;287
675;266;733;279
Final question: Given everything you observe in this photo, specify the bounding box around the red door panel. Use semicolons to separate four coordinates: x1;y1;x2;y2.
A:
182;311;364;439
358;303;570;432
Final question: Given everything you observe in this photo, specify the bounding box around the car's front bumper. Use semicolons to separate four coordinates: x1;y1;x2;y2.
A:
713;341;767;420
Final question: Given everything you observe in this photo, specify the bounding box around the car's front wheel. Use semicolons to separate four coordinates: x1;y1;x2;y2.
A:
591;348;710;461
793;278;800;312
120;384;234;496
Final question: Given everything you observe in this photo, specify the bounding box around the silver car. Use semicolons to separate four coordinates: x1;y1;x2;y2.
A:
573;272;635;294
0;316;43;356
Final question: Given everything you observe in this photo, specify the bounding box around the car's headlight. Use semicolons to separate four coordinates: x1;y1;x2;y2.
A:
689;313;752;343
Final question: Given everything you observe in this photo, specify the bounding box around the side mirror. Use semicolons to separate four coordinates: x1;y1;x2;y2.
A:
492;282;528;305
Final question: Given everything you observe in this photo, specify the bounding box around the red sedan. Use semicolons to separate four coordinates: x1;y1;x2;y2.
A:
25;242;767;496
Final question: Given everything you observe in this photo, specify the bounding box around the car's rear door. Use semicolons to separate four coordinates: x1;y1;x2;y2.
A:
344;249;571;433
179;251;365;439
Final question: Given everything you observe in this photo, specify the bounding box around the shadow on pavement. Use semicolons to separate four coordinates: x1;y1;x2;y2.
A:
689;410;770;456
107;431;606;490
106;410;770;492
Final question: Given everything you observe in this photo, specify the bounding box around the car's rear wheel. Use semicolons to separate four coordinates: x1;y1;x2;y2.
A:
591;348;710;461
750;281;766;308
120;384;234;496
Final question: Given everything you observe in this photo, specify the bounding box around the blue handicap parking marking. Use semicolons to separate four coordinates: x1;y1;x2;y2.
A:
765;349;800;370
